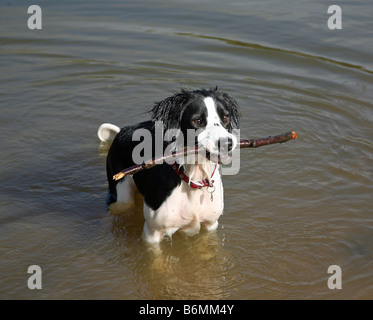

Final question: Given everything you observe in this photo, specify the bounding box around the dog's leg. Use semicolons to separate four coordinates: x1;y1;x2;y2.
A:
203;220;219;232
142;221;164;244
142;202;180;244
142;202;165;244
109;176;137;215
180;216;201;236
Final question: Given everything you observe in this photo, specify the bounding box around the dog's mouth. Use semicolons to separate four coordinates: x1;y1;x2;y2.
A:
204;149;233;164
179;137;236;165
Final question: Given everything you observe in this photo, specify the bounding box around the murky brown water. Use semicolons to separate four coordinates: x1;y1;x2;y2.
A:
1;0;372;299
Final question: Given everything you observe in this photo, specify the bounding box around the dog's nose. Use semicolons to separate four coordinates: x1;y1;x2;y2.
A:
217;137;233;153
227;137;233;151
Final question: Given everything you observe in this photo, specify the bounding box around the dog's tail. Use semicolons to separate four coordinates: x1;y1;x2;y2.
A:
97;123;120;142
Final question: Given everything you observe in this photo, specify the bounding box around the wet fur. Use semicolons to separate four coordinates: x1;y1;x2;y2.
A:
104;88;240;243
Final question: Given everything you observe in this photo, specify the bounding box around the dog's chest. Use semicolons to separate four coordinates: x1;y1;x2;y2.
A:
154;174;224;228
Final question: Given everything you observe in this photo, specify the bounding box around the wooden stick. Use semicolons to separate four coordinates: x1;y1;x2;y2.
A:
239;130;297;148
113;131;297;181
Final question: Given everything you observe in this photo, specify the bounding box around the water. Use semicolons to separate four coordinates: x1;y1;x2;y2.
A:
1;0;372;299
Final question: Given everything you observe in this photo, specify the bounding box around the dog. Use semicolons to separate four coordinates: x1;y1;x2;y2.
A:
98;88;240;244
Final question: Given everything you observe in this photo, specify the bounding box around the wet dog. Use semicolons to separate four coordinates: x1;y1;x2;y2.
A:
98;88;240;243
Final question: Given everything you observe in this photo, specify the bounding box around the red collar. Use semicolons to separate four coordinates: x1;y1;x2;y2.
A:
171;163;217;189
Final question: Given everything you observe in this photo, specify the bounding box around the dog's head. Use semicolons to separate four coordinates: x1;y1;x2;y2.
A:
151;88;240;163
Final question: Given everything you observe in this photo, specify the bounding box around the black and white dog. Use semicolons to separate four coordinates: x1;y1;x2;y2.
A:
98;88;240;244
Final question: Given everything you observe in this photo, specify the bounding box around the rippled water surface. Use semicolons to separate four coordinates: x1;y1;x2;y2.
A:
1;0;372;299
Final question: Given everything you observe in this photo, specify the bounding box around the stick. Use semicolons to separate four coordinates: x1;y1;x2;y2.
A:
239;130;297;148
113;131;297;181
112;146;203;181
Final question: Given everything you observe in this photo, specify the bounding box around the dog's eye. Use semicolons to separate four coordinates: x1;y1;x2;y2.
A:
223;115;230;123
194;119;202;125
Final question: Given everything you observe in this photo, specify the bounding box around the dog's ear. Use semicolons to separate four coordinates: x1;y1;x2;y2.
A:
150;90;190;130
217;91;241;129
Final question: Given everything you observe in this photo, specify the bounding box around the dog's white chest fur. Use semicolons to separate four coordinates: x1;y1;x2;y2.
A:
142;170;224;243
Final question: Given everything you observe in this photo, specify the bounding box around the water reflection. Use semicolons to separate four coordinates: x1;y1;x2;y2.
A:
110;209;236;299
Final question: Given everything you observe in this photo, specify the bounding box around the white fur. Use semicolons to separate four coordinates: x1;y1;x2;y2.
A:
109;176;137;215
205;97;221;126
198;97;237;154
97;123;120;142
111;162;224;244
142;163;224;244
